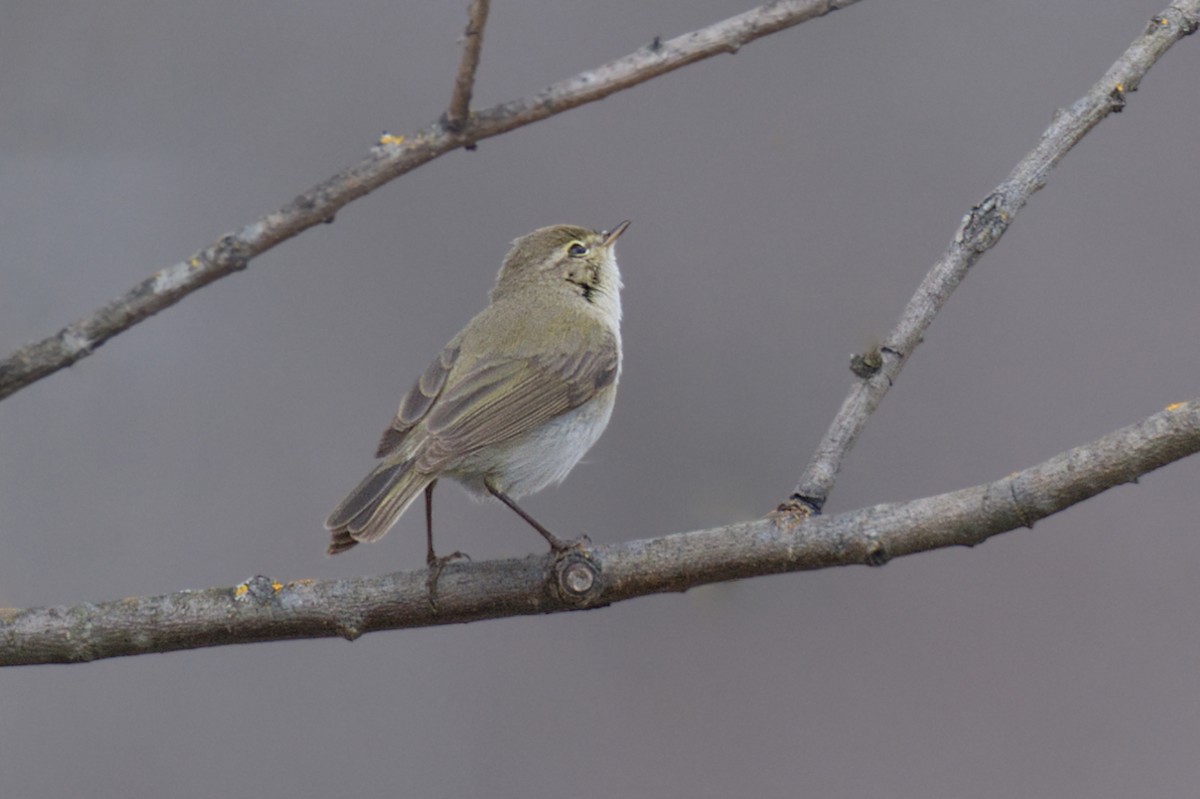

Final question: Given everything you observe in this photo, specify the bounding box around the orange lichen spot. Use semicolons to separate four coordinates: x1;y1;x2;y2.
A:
272;581;284;592
1165;402;1185;411
379;133;406;146
234;584;249;598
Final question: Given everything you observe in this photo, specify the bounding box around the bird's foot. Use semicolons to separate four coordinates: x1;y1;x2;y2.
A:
425;550;470;611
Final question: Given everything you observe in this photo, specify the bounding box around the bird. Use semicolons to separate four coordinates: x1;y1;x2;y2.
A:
325;221;630;570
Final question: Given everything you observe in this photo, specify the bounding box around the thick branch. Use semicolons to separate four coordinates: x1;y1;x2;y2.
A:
444;0;491;133
787;0;1200;512
0;0;859;403
2;400;1196;667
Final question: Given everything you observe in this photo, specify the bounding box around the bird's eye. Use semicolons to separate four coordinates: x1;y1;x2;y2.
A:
567;242;589;257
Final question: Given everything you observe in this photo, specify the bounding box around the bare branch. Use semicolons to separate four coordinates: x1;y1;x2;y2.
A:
445;0;491;133
0;0;860;403
1;400;1196;666
785;0;1200;513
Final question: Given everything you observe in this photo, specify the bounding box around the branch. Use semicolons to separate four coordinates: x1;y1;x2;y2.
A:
0;0;860;403
1;400;1196;666
444;0;491;133
785;0;1200;513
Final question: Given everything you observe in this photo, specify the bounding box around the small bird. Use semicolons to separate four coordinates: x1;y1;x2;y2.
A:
326;221;630;568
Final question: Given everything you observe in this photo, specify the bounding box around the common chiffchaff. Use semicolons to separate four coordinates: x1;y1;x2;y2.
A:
326;221;630;565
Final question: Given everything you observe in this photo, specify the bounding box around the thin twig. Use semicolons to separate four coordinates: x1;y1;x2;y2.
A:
785;0;1200;513
0;0;860;403
445;0;491;133
1;400;1196;666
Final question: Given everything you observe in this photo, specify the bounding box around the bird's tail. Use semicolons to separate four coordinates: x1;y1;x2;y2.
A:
325;458;432;555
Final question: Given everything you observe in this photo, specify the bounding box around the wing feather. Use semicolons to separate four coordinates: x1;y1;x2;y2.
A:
376;341;460;457
418;334;618;471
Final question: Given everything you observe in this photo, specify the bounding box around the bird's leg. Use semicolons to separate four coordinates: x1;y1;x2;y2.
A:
423;479;469;609
484;478;569;551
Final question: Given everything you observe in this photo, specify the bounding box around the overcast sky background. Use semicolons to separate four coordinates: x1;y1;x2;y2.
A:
1;1;1198;797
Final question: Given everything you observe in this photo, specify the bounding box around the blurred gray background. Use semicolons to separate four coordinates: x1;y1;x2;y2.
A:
2;1;1198;797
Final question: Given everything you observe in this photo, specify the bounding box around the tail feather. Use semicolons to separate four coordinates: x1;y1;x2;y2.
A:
325;458;431;555
327;528;360;555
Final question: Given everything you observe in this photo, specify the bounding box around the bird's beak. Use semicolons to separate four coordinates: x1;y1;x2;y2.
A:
601;219;632;248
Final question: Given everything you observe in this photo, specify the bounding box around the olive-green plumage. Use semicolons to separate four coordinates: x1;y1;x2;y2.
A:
326;222;629;558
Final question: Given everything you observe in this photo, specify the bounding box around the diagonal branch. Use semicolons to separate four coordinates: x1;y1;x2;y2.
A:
2;400;1196;666
444;0;491;133
0;0;861;403
785;0;1200;514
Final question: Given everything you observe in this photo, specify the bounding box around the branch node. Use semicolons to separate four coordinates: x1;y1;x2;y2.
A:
1145;11;1195;36
1108;84;1127;113
439;111;465;136
849;347;884;379
864;537;890;567
233;575;284;604
769;495;822;530
337;622;363;642
210;234;251;273
954;192;1010;253
554;550;604;605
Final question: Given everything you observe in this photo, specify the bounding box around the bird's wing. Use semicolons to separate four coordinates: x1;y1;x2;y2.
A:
416;334;619;472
